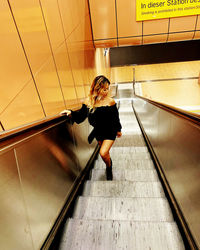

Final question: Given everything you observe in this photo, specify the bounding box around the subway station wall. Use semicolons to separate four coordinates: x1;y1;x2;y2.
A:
0;0;110;132
89;0;200;48
134;61;200;107
109;60;200;108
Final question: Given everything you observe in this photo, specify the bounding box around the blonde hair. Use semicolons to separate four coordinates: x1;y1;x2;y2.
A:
88;75;110;109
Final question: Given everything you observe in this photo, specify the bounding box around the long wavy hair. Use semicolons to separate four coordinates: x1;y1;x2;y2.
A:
88;75;110;109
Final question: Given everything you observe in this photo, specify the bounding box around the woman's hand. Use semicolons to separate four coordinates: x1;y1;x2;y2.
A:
117;131;122;138
60;110;72;116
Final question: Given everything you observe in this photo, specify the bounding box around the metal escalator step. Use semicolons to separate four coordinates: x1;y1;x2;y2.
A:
121;128;142;134
115;134;144;140
119;108;134;113
120;121;139;126
94;158;154;169
119;116;137;121
119;114;137;119
114;137;146;146
58;219;185;250
121;130;142;135
111;152;150;159
82;181;165;198
96;152;151;162
91;169;159;181
110;146;148;153
73;197;173;222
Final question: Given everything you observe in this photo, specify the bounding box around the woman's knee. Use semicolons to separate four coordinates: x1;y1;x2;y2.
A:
99;148;109;159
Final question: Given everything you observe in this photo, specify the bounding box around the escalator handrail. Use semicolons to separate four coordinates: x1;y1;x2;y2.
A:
0;114;70;143
0;103;88;142
134;93;200;124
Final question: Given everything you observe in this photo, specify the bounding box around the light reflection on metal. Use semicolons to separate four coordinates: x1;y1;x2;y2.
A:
0;119;96;249
134;97;200;247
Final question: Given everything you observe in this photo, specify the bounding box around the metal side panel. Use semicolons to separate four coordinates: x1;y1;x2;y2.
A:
133;97;200;248
0;150;34;250
15;134;76;249
72;122;96;170
0;120;97;249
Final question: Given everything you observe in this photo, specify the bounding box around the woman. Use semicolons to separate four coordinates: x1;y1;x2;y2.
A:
60;75;122;180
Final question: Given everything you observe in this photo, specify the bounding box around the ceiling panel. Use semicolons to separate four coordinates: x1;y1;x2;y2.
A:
118;37;142;46
143;34;168;44
169;16;197;32
143;19;169;35
194;31;200;39
117;0;142;37
168;32;194;42
196;15;200;30
94;39;117;48
89;0;116;40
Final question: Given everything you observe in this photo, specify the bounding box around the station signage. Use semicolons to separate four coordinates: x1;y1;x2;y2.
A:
136;0;200;21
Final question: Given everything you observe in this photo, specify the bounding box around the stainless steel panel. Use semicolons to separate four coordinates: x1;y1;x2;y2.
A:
155;108;173;167
72;121;97;170
133;99;159;148
0;150;34;250
134;97;200;248
15;123;78;249
0;119;96;249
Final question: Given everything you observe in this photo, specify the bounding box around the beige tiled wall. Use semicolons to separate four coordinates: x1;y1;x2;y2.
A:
141;79;200;106
134;61;200;107
134;61;200;81
111;66;133;83
110;61;200;107
0;0;110;131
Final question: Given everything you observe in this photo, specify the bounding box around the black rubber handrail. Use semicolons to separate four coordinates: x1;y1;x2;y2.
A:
0;114;69;145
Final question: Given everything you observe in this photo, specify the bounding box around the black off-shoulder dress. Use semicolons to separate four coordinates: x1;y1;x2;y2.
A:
71;104;122;142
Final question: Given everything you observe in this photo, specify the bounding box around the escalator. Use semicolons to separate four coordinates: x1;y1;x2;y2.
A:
55;84;186;249
1;83;199;249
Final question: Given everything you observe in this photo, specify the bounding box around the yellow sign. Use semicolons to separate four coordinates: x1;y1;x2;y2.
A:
136;0;200;21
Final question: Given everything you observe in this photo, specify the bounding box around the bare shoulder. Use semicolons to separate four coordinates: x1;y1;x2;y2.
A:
83;97;90;106
108;97;116;106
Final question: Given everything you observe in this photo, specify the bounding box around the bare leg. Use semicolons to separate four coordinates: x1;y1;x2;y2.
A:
99;140;114;167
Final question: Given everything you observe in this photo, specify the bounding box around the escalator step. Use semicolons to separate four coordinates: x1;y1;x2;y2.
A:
91;169;159;181
58;219;184;250
73;197;173;222
94;158;154;170
82;180;165;198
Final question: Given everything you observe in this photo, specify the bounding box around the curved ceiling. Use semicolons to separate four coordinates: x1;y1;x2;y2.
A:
89;0;200;48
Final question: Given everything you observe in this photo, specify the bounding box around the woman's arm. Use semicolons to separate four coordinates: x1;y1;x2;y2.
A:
60;103;88;124
60;110;72;116
109;99;122;135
